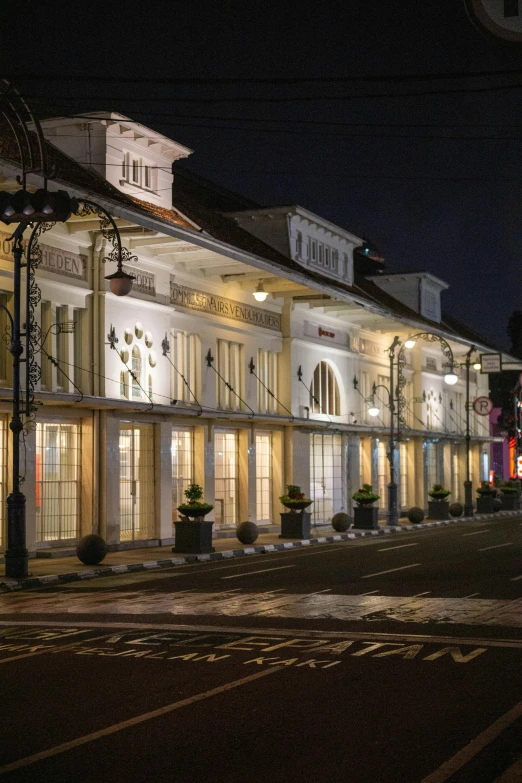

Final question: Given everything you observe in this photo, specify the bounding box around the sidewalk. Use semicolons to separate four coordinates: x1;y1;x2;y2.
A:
1;511;519;592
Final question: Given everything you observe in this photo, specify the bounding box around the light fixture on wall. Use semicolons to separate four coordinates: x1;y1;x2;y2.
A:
368;404;380;417
473;360;481;370
253;280;268;302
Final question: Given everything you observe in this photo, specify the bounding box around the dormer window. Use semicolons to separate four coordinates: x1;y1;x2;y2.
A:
121;152;156;192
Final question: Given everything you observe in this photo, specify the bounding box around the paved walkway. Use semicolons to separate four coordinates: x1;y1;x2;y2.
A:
1;511;518;591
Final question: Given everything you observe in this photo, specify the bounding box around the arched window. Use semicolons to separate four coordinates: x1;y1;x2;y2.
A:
131;346;142;398
310;361;340;416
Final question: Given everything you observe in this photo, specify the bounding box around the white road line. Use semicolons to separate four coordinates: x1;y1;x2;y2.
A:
493;753;522;782
361;563;422;579
462;530;491;537
310;588;332;594
359;590;380;596
510;574;522;582
421;698;522;783
377;543;419;552
0;667;281;775
462;593;481;598
478;543;514;552
221;565;296;580
412;591;432;597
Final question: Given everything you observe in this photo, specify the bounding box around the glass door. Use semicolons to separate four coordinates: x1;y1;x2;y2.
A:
214;431;239;526
310;433;342;524
36;422;81;542
256;432;272;524
119;424;154;540
172;428;194;521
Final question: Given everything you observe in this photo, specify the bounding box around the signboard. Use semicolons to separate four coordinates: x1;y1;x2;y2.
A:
170;281;281;332
40;244;87;281
464;0;522;42
473;396;493;415
122;264;155;296
480;352;502;373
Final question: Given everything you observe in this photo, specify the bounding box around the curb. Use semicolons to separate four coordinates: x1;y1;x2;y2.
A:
0;510;519;593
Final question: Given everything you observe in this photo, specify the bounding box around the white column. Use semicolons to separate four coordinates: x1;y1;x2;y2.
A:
99;413;121;546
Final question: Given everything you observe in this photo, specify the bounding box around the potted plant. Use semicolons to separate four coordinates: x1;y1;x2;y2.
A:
173;484;215;554
279;485;313;538
352;484;380;530
499;479;520;511
427;483;451;520
476;481;496;514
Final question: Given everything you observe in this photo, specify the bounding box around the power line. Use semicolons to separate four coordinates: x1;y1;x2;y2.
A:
10;67;522;84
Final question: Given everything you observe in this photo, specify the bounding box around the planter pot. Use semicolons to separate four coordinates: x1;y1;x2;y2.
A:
173;520;215;554
428;501;449;520
280;511;311;539
499;493;519;511
281;500;313;512
354;505;379;530
177;506;213;519
476;495;495;514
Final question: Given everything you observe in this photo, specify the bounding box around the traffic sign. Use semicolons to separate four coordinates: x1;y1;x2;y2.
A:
464;0;522;42
473;396;493;415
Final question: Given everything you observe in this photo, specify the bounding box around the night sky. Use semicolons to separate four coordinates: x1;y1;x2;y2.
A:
3;1;522;348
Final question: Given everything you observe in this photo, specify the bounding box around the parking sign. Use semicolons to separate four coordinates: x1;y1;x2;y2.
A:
464;0;522;41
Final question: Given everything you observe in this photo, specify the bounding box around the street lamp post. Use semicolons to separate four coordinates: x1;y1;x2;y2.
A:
463;346;476;516
0;81;136;578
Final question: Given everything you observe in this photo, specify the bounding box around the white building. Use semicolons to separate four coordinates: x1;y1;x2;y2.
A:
0;113;509;557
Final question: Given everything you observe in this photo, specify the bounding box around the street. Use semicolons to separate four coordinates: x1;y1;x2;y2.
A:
0;515;521;783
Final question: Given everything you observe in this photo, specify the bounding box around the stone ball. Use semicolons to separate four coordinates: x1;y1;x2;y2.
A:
76;534;108;565
449;502;463;518
493;498;502;512
236;521;259;545
331;512;352;532
407;507;425;524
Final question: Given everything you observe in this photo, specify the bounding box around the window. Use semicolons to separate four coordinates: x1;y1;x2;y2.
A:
122;153;156;192
331;250;339;273
131;346;142;397
217;339;244;411
172;428;194;522
36;422;81;542
257;349;278;414
425;441;438;491
55;305;68;390
296;232;303;258
214;431;239;526
120;370;129;399
143;165;151;190
324;247;330;268
377;440;388;510
148;374;153;399
400;442;408;509
132;159;140;185
359;371;369;424
310;433;343;524
452;448;460;501
309;238;317;261
171;331;200;404
310;361;340;416
426;356;437;371
256;432;272;523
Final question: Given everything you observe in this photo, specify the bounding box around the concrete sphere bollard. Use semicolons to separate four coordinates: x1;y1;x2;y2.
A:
236;521;259;545
76;534;108;565
449;502;463;518
331;512;352;532
407;507;425;524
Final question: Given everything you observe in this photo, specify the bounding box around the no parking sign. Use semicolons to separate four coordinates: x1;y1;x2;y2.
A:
465;0;522;41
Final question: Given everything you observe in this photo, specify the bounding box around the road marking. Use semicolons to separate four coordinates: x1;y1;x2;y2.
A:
1;619;521;648
0;633;110;666
360;590;380;596
462;530;491;537
493;753;522;782
0;667;281;775
377;543;419;552
221;565;296;580
412;591;432;597
310;588;332;594
421;698;522;783
510;574;522;581
361;563;422;579
478;543;513;552
463;593;481;598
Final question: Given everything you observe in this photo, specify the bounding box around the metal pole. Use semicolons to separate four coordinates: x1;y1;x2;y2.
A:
5;228;28;578
464;350;474;516
387;337;400;527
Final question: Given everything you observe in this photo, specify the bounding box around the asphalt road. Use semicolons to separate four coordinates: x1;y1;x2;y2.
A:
0;514;521;782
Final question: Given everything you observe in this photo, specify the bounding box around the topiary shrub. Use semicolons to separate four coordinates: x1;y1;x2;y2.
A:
236;521;259;545
449;502;463;518
407;507;425;524
76;534;108;565
331;512;352;532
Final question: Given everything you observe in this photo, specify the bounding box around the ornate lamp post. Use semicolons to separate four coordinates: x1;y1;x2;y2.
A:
0;80;135;578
